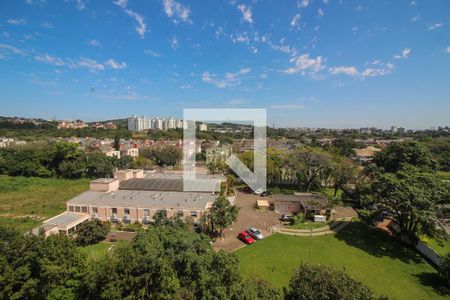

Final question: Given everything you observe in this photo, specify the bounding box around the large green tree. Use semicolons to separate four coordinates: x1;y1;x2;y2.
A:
75;220;110;246
285;263;375;300
200;196;239;237
368;167;449;240
373;141;437;173
285;148;333;192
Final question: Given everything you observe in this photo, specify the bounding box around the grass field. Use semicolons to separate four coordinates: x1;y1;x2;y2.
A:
289;221;331;230
0;175;89;232
236;221;450;299
422;236;450;257
80;242;115;261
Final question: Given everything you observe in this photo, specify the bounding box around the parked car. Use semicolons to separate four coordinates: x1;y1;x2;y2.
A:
247;227;264;240
254;188;264;195
238;231;255;244
280;214;294;222
260;191;269;197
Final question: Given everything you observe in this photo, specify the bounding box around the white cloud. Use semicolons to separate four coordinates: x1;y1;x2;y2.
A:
104;58;127;69
75;0;86;10
329;66;358;76
114;0;147;38
77;57;105;71
0;44;26;60
163;0;191;23
411;15;420;22
270;104;304;110
237;4;253;24
298;0;310;8
87;39;101;47
394;48;411;59
361;63;395;77
317;8;324;17
285;53;325;76
144;49;162;57
228;99;247;105
202;68;251;88
41;21;54;29
447;45;450;53
428;23;443;30
34;53;66;66
7;18;26;25
290;14;300;28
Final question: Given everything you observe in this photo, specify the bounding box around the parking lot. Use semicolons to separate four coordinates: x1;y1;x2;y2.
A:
213;190;280;252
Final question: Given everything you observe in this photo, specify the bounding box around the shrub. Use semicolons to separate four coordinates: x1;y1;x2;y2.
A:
74;220;110;246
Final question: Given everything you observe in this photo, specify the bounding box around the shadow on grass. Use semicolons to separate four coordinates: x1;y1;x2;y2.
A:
334;221;423;264
414;272;450;296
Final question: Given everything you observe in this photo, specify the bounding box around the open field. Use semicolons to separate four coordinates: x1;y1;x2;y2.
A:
236;221;450;299
80;242;115;262
0;175;89;232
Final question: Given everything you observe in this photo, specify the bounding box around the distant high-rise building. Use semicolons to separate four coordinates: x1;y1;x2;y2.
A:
198;123;208;131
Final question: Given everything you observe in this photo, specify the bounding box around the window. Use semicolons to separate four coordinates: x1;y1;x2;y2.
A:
81;206;87;213
143;209;149;216
124;208;130;215
68;206;74;212
92;207;98;214
190;211;197;218
112;208;117;214
75;206;81;213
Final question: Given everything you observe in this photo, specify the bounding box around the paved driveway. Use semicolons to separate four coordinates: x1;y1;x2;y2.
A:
213;190;280;252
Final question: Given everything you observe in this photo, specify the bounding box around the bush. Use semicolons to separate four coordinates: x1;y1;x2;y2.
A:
285;263;375;300
74;220;110;246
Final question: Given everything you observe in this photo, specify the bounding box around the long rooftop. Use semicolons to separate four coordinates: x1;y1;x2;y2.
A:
67;190;216;210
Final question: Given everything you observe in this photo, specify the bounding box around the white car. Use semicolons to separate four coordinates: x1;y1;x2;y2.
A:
247;227;264;240
254;188;264;195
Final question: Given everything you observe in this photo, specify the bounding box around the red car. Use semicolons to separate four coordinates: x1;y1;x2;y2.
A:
238;231;255;244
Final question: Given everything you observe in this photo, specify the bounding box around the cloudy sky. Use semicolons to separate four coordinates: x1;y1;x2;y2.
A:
0;0;449;129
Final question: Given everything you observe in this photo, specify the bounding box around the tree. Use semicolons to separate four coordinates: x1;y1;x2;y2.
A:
75;220;110;246
0;227;86;300
331;157;358;198
286;148;333;192
85;226;245;299
113;135;120;151
140;145;182;167
368;167;449;241
285;263;375;300
202;196;239;237
332;137;360;157
86;152;115;178
373;141;437;173
236;278;281;300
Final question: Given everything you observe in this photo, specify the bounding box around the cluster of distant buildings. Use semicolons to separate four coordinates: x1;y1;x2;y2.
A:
127;115;208;132
57;120;117;130
0;137;27;148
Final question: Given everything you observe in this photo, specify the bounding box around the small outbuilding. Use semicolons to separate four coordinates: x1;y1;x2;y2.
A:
270;193;329;215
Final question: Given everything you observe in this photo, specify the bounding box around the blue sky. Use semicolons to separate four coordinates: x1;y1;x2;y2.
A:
0;0;449;129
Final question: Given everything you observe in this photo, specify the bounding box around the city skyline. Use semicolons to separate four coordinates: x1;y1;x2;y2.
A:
0;0;449;129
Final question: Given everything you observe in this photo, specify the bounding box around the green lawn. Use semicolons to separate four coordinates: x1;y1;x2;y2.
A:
289;221;331;230
236;221;450;299
437;171;450;181
80;242;114;261
0;175;89;232
421;236;450;257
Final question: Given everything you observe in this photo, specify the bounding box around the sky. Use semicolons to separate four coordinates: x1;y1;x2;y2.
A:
0;0;449;129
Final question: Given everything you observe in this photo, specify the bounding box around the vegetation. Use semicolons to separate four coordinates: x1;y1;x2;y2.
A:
439;253;450;285
0;142;119;179
75;220;110;246
0;175;89;232
236;221;449;299
200;196;239;237
139;144;182;167
285;263;375;300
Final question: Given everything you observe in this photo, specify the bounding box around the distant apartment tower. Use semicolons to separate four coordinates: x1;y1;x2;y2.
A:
198;123;208;131
128;115;186;132
128;115;150;132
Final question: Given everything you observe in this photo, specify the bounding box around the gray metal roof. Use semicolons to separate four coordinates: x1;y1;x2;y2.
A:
67;190;216;210
45;212;88;226
119;178;221;193
271;193;328;210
